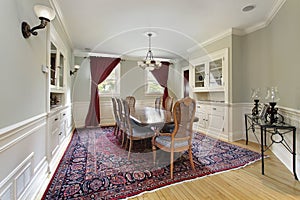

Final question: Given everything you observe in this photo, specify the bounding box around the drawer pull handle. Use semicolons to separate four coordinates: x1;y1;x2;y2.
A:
63;114;66;116
59;132;62;135
213;108;216;110
55;118;58;121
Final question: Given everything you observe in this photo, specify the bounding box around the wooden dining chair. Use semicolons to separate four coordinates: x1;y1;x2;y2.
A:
152;97;196;179
160;96;174;132
164;96;173;112
116;98;127;145
125;96;136;111
154;96;162;109
122;99;155;159
111;97;120;136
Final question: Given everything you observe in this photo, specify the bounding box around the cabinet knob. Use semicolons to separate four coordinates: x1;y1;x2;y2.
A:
55;118;58;121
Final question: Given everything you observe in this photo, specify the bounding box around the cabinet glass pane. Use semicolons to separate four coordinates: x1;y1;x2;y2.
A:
59;53;64;87
194;64;205;88
209;58;222;87
50;43;57;86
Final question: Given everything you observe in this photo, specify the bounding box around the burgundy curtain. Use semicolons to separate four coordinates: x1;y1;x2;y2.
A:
85;56;121;127
151;62;170;109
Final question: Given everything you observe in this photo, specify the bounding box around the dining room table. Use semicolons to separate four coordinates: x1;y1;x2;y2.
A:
130;106;172;128
129;106;199;130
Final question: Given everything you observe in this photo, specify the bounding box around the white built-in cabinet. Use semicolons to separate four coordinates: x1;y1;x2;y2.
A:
49;35;66;109
47;26;72;171
190;48;228;93
190;48;229;141
193;102;228;141
48;107;72;160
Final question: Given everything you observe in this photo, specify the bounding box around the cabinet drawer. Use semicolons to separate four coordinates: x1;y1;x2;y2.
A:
49;113;60;123
209;106;224;115
60;109;71;120
49;113;60;129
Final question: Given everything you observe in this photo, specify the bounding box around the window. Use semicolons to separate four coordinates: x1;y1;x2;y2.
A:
98;64;120;96
145;71;164;95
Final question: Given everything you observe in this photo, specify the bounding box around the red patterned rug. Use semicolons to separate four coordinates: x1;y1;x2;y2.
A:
42;127;262;199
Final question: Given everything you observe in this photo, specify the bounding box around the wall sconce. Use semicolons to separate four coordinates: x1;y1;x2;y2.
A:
21;5;56;38
70;65;80;76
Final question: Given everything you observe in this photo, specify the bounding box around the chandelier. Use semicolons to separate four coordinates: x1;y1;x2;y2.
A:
137;32;162;71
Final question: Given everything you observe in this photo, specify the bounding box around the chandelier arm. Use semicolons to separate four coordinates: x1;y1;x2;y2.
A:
138;32;161;71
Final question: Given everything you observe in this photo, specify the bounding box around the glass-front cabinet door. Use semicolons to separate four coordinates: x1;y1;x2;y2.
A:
59;52;64;88
194;63;205;88
50;43;57;86
190;48;228;92
50;42;65;91
209;58;223;87
49;29;67;110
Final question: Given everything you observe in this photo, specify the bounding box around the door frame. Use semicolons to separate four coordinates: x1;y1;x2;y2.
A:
181;66;190;98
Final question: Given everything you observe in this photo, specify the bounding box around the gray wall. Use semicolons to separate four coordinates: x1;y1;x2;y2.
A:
2;0;40;128
239;0;300;109
0;0;47;128
0;0;72;129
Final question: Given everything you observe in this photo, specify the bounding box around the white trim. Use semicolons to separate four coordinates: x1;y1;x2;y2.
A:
181;66;190;98
0;122;46;153
20;157;48;200
49;0;73;48
0;113;47;136
0;182;13;200
98;63;121;96
200;29;234;48
188;0;286;53
187;29;233;53
243;0;286;34
0;152;34;189
144;70;164;95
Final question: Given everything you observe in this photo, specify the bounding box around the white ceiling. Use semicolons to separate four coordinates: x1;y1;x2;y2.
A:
52;0;285;60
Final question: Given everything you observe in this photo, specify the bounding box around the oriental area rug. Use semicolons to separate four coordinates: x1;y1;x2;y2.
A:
42;127;262;199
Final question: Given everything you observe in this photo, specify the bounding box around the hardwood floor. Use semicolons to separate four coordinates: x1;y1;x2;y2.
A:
130;140;300;200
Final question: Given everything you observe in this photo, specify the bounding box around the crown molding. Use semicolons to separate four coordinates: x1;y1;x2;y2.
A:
49;0;73;48
243;0;286;34
187;28;240;53
187;0;286;54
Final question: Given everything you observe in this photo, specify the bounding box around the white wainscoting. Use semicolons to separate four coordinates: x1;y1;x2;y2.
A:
276;107;300;176
0;114;48;200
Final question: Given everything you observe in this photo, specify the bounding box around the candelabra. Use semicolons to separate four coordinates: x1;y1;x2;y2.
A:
250;88;260;117
265;87;280;124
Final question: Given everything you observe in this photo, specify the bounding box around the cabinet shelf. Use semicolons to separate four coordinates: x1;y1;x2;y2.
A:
210;67;222;71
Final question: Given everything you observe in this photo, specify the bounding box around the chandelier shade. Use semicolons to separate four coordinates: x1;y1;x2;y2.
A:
138;32;162;71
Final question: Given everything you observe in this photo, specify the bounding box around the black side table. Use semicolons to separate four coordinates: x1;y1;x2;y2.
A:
244;114;298;180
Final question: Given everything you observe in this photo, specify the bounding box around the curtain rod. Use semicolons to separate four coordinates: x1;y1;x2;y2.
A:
83;56;173;64
84;56;125;62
